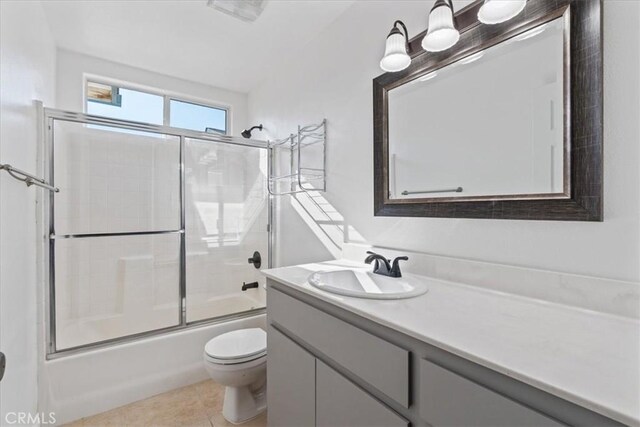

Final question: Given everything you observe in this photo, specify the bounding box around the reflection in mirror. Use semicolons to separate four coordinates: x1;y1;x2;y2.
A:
388;17;565;200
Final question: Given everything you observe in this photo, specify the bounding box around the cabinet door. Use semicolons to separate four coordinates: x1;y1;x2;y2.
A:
316;361;409;427
267;326;316;427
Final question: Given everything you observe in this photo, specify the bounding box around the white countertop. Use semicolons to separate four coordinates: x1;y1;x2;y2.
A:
263;260;640;426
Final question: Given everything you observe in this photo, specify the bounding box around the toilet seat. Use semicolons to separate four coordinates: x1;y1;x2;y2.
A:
204;328;266;365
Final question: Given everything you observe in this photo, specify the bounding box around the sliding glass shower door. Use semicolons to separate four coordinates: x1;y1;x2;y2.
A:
48;112;268;354
185;139;267;322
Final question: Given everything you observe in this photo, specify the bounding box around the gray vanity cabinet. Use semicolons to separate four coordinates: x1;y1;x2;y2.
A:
267;324;407;427
267;281;623;427
267;283;409;407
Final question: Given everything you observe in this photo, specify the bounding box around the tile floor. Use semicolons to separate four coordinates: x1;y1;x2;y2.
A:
63;380;267;427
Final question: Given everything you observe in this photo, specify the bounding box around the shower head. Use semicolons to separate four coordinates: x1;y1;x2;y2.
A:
241;124;263;139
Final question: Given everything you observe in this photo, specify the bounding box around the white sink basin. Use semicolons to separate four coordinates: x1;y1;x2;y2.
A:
308;269;428;300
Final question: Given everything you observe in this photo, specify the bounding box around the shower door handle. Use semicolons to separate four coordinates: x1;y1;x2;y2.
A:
248;251;262;269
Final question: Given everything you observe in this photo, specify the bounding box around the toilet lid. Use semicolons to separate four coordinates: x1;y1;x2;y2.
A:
205;328;266;360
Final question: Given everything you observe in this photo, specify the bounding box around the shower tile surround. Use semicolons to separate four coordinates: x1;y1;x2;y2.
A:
264;243;640;426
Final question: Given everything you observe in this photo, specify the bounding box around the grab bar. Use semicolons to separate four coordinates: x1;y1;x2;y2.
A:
0;164;59;192
401;187;462;196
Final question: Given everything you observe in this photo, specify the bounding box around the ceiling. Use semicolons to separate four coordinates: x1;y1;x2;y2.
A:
41;0;355;93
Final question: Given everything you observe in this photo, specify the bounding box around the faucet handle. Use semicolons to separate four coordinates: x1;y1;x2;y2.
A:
390;256;409;278
364;251;383;263
364;251;391;274
365;251;390;262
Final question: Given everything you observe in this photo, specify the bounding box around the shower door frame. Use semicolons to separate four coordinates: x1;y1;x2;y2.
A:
43;107;273;359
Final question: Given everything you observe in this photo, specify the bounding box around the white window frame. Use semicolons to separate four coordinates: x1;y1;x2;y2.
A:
83;74;231;135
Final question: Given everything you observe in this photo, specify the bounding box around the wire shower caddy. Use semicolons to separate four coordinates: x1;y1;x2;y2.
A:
267;119;326;196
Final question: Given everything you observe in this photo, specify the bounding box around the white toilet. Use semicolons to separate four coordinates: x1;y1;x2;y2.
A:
203;328;267;424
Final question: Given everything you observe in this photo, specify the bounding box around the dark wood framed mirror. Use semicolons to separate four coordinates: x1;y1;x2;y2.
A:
373;0;602;221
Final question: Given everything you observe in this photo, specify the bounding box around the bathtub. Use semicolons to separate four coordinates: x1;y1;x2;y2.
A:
55;289;266;350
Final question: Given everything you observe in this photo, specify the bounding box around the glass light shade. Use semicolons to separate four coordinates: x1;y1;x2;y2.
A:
380;31;411;72
422;2;460;52
478;0;527;25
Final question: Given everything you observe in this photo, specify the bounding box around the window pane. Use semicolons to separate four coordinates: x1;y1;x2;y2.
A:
53;120;181;234
170;99;226;134
87;83;163;125
54;233;181;350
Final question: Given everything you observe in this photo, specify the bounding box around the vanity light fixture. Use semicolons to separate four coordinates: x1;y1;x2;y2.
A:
380;0;529;72
422;0;460;52
478;0;527;25
380;20;412;72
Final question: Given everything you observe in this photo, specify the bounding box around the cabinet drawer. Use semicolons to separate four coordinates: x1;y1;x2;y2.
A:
316;360;409;427
419;359;563;426
268;286;410;407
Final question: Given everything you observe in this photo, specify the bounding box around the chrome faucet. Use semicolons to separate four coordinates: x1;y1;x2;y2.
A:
364;251;408;278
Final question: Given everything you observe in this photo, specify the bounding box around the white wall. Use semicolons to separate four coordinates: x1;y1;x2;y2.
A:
0;0;56;423
249;0;640;282
55;49;250;138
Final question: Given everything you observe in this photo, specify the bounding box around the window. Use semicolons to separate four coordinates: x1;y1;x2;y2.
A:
85;80;228;134
170;99;226;134
87;84;164;125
